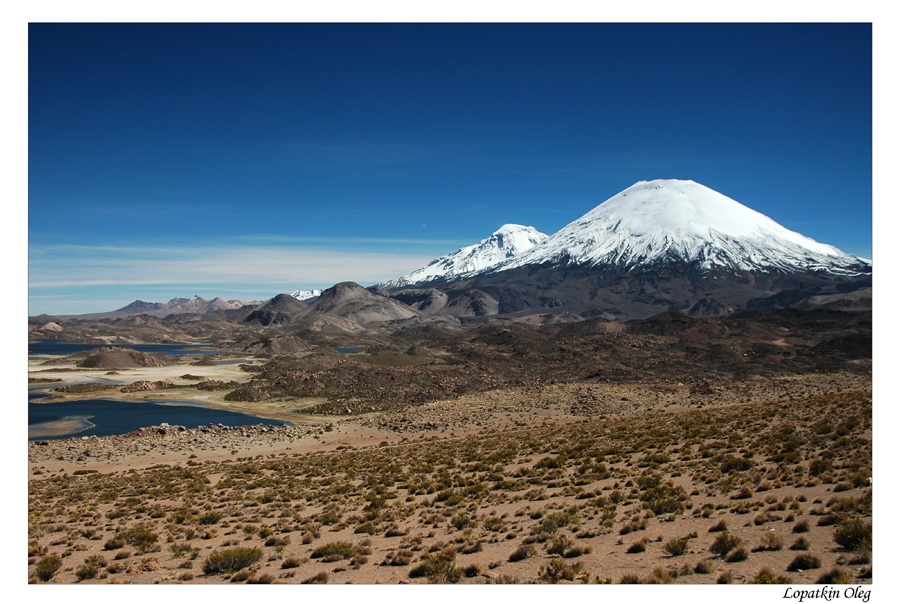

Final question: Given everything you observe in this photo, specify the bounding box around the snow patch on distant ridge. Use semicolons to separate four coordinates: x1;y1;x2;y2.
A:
291;289;323;301
381;224;548;288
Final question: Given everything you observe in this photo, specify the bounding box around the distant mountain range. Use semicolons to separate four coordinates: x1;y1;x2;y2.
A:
380;179;869;286
43;179;870;327
373;179;871;320
115;296;258;317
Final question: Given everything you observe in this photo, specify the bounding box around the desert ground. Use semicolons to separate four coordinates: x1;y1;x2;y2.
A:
28;338;872;585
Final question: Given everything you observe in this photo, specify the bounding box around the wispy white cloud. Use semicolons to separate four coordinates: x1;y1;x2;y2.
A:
30;243;437;288
28;241;442;314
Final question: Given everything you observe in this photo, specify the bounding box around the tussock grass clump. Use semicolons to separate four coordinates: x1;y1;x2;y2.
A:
750;567;791;584
645;567;675;584
754;532;783;552
490;574;521;584
545;535;592;558
663;536;690;556
384;524;408;538
619;518;647;535
726;546;749;563
301;571;330;584
538;558;584;583
817;568;855;584
808;457;833;477
462;563;481;578
75;555;107;581
202;547;263;575
833;518;872;551
626;540;647;554
310;541;355;562
169;542;197;559
787;554;821;572
198;511;222;525
532;511;578;539
732;486;754;500
35;554;62;582
710;532;742;558
382;549;414;566
637;475;689;515
408;549;461;583
790;537;810;551
103;535;125;550
28;541;48;558
264;535;290;547
248;573;276;584
483;516;506;532
230;569;252;583
720;455;754;473
116;524;160;553
508;543;536;562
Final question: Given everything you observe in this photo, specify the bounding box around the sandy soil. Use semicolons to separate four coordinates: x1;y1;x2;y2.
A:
27;367;872;586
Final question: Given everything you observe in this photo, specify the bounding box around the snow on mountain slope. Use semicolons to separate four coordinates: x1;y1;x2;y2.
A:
497;180;870;276
291;289;323;301
382;224;547;288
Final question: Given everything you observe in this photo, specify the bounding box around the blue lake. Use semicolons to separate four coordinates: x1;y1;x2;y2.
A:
28;340;279;440
29;397;289;440
29;339;217;357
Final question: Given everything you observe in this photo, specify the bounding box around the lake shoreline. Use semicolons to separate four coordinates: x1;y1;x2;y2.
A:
27;353;316;439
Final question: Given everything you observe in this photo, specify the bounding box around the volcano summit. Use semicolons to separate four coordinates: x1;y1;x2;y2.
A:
380;179;871;320
499;179;869;276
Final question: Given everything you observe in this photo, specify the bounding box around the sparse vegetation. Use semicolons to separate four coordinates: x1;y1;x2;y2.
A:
202;547;263;575
27;353;871;585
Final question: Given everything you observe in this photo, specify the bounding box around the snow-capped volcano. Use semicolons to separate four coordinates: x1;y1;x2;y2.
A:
381;224;547;288
496;179;870;276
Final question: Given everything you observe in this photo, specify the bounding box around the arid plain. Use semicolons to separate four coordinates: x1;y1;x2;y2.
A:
28;309;872;585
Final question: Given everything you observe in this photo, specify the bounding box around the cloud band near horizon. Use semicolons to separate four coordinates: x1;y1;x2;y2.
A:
28;240;448;315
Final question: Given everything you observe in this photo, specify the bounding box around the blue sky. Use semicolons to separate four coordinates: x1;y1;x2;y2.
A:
28;22;873;315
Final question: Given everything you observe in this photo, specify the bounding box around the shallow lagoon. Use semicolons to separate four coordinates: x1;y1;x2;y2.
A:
29;339;217;356
29;397;289;440
28;340;282;440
